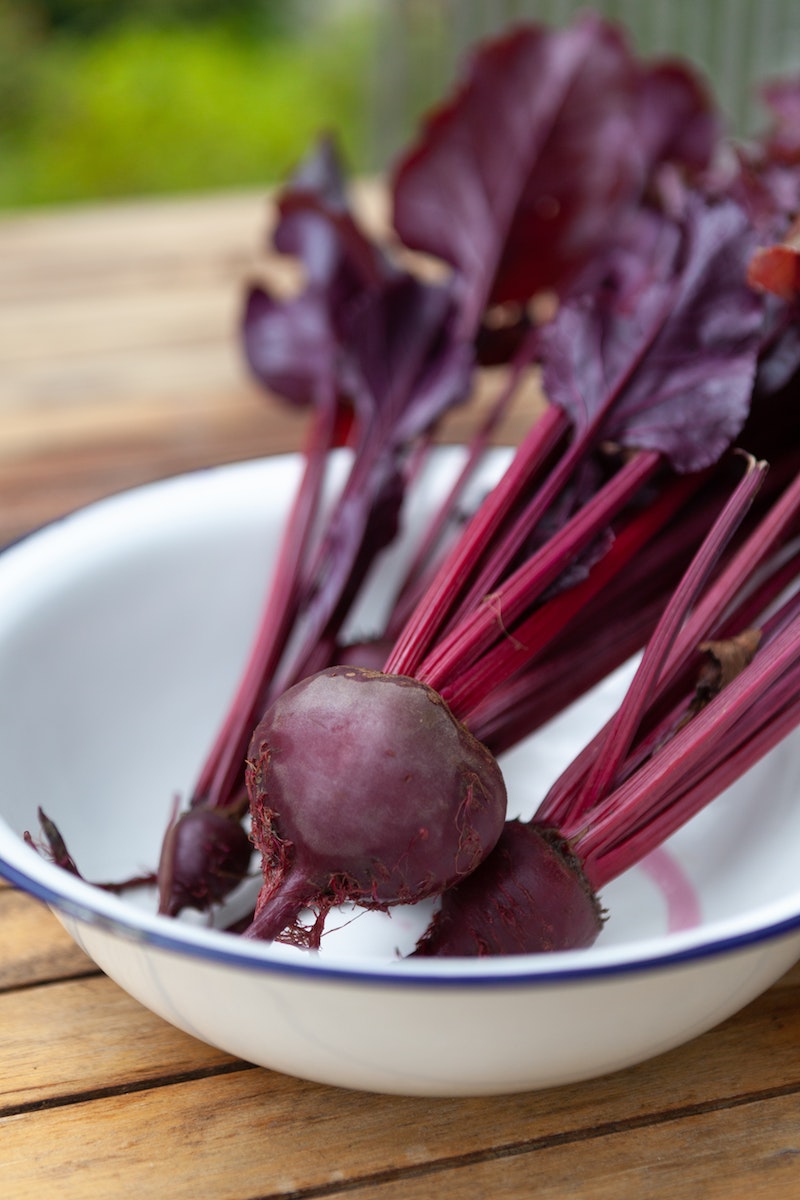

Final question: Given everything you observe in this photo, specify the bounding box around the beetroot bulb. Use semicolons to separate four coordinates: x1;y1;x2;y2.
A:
243;666;507;946
156;803;253;917
413;821;604;956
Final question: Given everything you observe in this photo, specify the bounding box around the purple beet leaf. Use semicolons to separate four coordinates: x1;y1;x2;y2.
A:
392;13;720;338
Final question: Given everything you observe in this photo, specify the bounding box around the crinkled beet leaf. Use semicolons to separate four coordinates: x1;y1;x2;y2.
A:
539;196;764;472
392;14;719;337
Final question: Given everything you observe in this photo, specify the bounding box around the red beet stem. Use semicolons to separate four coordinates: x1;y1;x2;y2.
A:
190;393;338;810
569;602;800;887
467;468;725;751
571;454;767;813
385;402;570;677
539;463;798;828
416;448;663;705
387;327;544;636
443;466;704;722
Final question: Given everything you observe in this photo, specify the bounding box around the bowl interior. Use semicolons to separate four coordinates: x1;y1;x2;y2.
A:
1;450;799;972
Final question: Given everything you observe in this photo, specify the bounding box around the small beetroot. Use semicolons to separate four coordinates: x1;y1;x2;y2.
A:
413;821;604;956
243;666;507;945
157;805;253;917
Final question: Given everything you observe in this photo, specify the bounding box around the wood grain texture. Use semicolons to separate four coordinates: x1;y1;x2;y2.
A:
335;1095;800;1200
0;190;295;546
0;187;536;547
0;888;96;991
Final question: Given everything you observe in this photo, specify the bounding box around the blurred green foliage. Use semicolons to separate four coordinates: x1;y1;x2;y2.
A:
0;0;375;208
12;0;277;35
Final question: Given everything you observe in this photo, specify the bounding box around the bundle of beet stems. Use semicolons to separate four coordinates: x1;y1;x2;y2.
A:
30;15;800;956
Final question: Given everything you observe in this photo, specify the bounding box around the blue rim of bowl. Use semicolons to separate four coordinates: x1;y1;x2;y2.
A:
4;851;800;987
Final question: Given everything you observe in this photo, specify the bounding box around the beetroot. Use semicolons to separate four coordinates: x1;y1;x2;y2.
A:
156;806;253;917
243;666;507;945
413;822;604;956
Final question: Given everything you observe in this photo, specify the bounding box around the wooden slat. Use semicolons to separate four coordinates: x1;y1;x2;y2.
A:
0;190;267;302
0;974;241;1111
338;1094;800;1199
0;193;280;549
2;967;800;1198
0;888;96;990
0;183;384;303
0;353;271;458
0;287;241;365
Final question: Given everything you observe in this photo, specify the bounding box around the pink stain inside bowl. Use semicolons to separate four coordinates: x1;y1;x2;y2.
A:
641;847;702;932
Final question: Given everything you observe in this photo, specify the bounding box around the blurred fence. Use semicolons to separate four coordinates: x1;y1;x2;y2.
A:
367;0;800;167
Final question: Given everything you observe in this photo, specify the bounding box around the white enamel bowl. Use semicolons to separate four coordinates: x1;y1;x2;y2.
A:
1;449;799;1097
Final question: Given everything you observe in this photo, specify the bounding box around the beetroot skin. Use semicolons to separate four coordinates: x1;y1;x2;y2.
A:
157;807;253;917
413;821;605;956
244;666;507;945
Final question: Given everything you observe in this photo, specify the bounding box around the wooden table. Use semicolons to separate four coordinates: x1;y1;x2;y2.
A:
2;190;800;1199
